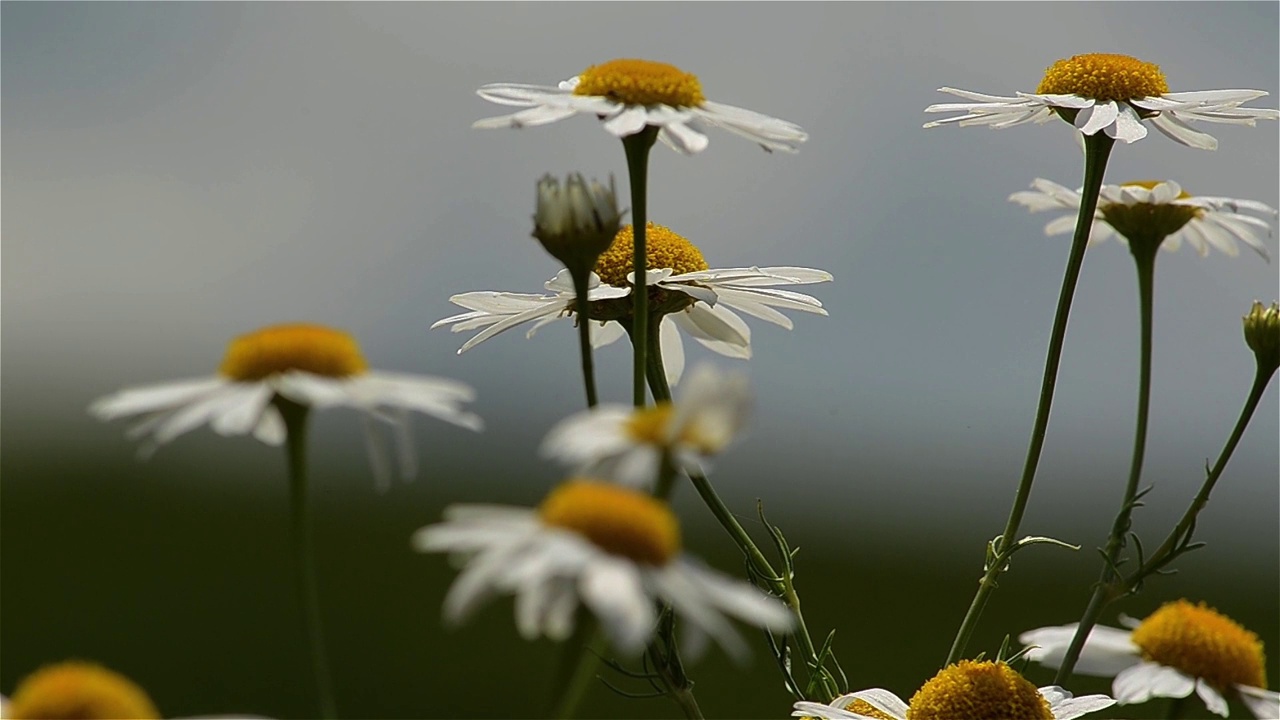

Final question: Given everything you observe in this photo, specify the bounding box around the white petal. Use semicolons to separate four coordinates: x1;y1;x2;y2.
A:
89;377;228;420
851;689;910;719
1042;686;1117;720
1077;101;1119;136
791;701;866;720
1019;624;1141;676
659;120;710;155
602;105;650;137
1113;662;1195;704
580;558;654;654
1107;103;1148;143
1195;678;1229;718
659;315;686;386
1237;684;1280;719
1149;112;1218;150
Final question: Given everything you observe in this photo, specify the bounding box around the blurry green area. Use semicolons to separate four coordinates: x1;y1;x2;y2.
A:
2;444;1276;720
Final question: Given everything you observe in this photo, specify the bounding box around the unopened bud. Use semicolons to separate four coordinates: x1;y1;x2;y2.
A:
1243;300;1280;372
532;173;623;271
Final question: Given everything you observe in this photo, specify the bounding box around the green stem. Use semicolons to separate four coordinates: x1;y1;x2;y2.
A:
1130;363;1275;584
622;128;659;407
1052;244;1158;685
278;398;338;719
550;619;606;720
944;133;1114;667
1165;695;1186;720
570;267;599;408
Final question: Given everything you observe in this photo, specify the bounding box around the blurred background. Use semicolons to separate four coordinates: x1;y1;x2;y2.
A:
2;3;1277;718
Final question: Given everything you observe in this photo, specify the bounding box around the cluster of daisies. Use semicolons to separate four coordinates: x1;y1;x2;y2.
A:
21;50;1270;720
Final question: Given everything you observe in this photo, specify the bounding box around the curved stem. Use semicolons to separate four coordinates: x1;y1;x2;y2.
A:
570;268;599;408
944;133;1114;667
550;619;606;720
1052;245;1157;685
622;128;659;407
278;398;338;719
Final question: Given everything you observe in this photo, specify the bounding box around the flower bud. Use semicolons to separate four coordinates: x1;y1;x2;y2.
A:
1243;301;1280;372
532;173;622;271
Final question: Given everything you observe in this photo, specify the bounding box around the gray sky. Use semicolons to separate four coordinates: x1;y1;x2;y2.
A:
3;2;1277;564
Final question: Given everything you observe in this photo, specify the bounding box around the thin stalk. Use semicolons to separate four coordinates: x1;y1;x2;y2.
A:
944;133;1115;667
1132;363;1275;583
622;128;659;407
278;398;338;720
570;268;599;407
550;619;607;720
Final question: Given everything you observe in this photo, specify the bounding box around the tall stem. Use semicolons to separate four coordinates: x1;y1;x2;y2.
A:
550;619;606;720
570;268;599;408
622;128;659;407
278;398;338;719
944;133;1114;667
1052;245;1157;685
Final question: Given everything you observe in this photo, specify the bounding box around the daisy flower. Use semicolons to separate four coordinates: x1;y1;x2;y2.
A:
413;479;794;660
925;53;1279;149
433;222;831;383
792;660;1115;720
541;363;750;488
1010;178;1277;260
473;58;808;154
90;323;482;489
1019;599;1278;718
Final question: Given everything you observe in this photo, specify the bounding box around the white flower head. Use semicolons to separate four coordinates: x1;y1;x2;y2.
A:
413;479;794;660
1010;178;1277;260
925;53;1278;149
793;660;1115;720
1019;600;1278;718
89;323;482;490
474;58;808;154
433;222;831;384
541;364;750;488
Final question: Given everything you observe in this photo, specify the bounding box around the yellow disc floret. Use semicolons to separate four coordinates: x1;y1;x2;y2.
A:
1131;600;1267;691
7;660;161;720
573;59;706;108
594;222;710;287
1036;53;1169;102
539;479;681;565
845;698;897;720
906;661;1052;720
219;323;368;381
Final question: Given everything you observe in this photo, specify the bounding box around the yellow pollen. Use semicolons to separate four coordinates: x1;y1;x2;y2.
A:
1131;600;1267;692
7;661;161;720
905;661;1052;720
594;222;710;287
845;698;897;720
218;323;368;381
1036;53;1170;102
538;480;681;565
573;59;706;108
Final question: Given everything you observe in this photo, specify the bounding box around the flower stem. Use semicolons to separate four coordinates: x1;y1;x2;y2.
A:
1052;244;1158;685
550;618;606;720
622;128;659;407
1128;363;1275;586
569;267;599;408
277;398;338;720
944;133;1114;667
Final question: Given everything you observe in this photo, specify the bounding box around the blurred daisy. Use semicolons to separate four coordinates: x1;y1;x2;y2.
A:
413;479;794;660
1020;600;1278;718
925;53;1278;149
793;660;1114;720
474;58;807;154
541;363;750;488
433;222;831;383
1010;178;1277;260
90;323;482;489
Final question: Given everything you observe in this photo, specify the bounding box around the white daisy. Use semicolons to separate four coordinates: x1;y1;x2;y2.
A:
89;323;482;490
473;58;808;154
541;363;750;488
413;479;794;660
1020;599;1278;718
1010;178;1277;260
433;222;831;384
925;53;1278;149
793;660;1115;720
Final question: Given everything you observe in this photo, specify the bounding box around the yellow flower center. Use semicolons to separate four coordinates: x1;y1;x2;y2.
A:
594;222;710;287
6;661;161;720
906;661;1052;720
218;323;369;381
846;698;897;720
573;59;706;108
538;479;681;565
1131;599;1267;691
1036;53;1170;102
1100;182;1201;244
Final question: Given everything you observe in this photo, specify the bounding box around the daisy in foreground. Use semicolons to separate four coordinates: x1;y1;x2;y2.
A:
792;660;1115;720
1020;599;1278;718
542;363;750;488
925;52;1278;149
1010;178;1277;260
433;222;831;383
90;323;482;488
473;58;807;154
413;479;794;660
